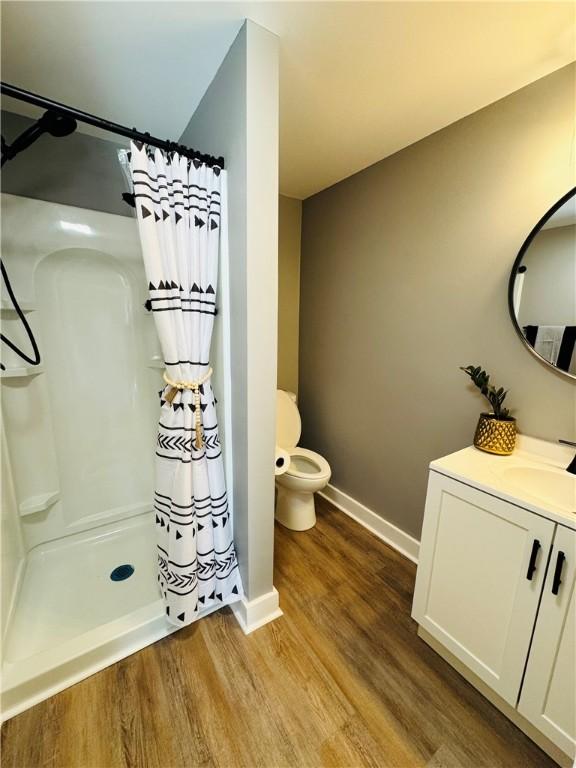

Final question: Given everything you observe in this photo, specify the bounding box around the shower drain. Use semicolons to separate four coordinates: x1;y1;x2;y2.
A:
110;564;135;582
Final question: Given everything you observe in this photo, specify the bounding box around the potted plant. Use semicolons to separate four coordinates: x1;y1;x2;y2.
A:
460;365;517;455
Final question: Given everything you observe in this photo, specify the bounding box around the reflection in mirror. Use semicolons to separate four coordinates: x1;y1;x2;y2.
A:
510;189;576;378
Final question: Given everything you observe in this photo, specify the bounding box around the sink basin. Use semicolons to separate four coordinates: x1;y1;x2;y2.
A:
431;436;576;521
500;466;576;514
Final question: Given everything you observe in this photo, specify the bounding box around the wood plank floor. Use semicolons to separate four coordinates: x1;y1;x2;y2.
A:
1;497;555;768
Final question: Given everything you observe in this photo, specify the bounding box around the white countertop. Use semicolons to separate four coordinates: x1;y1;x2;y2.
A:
430;435;576;530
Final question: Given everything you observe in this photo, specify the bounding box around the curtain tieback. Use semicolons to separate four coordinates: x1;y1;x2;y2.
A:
163;368;213;449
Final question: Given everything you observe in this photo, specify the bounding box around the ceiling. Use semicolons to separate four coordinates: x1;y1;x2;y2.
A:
0;3;243;147
2;2;575;199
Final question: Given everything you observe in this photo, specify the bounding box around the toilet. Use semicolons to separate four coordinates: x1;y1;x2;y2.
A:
275;390;331;531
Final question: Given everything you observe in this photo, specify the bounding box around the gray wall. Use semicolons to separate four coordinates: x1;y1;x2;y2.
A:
278;195;302;394
300;63;576;540
181;21;279;604
518;225;575;327
1;110;131;217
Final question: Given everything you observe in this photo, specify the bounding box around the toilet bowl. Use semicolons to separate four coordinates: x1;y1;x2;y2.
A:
275;390;331;531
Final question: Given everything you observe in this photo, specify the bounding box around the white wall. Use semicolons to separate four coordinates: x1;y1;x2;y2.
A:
180;21;280;608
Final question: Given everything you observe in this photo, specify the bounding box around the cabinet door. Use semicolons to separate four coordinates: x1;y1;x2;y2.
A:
518;525;576;759
412;472;554;705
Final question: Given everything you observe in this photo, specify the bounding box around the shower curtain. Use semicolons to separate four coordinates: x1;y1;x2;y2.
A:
123;141;243;626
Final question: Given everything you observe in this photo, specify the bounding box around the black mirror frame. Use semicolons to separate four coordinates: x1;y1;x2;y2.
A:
508;187;576;380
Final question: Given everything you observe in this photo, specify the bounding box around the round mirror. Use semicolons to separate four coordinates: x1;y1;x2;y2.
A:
509;188;576;379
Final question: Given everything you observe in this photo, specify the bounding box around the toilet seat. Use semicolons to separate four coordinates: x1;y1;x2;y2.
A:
286;447;330;480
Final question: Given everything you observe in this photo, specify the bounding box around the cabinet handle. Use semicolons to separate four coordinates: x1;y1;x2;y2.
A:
526;539;541;580
551;551;566;596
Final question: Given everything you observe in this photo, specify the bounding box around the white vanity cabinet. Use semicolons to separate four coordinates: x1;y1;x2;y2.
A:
412;473;555;705
412;445;576;766
518;524;576;758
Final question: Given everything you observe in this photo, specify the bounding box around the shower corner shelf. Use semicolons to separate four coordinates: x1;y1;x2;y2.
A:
1;365;45;379
1;299;36;313
19;490;60;517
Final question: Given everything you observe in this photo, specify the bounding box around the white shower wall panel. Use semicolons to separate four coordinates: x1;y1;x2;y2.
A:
35;249;156;535
0;427;25;640
1;194;161;550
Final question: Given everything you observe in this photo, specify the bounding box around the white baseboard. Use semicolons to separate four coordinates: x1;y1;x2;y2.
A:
319;484;420;564
231;587;283;635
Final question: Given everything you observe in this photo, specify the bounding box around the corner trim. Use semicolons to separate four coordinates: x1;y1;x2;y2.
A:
319;484;420;564
231;588;283;635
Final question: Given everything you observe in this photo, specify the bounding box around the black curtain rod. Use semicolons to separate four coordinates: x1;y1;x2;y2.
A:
0;82;225;169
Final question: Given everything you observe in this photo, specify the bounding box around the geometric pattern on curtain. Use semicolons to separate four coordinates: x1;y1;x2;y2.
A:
126;141;243;626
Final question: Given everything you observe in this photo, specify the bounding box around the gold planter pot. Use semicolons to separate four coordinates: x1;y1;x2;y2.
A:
473;413;517;455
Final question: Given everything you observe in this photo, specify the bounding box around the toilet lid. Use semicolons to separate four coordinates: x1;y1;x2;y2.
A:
276;390;301;449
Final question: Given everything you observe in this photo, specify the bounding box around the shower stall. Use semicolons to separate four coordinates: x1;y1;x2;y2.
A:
0;90;233;719
1;193;178;717
1;21;281;719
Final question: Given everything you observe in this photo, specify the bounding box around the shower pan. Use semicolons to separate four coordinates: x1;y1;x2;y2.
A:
0;193;221;718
